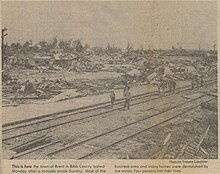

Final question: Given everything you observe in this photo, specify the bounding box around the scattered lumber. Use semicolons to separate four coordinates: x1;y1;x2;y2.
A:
193;141;208;155
194;125;210;155
11;135;51;153
201;102;217;112
10;140;61;159
175;142;191;159
156;133;172;159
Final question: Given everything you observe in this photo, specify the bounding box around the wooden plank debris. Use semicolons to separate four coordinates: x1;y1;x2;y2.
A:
10;140;61;159
205;92;217;98
163;132;172;145
193;141;208;155
11;135;51;153
194;125;210;155
182;93;203;100
175;142;191;159
157;133;172;159
201;102;217;112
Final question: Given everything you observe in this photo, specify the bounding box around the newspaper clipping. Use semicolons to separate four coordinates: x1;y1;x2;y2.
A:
1;0;219;173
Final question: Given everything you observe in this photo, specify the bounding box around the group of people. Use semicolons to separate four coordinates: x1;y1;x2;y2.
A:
108;74;205;110
191;75;204;89
109;77;177;109
157;77;176;96
110;86;131;110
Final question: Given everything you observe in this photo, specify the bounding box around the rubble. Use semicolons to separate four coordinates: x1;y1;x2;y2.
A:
2;37;217;108
11;135;52;153
47;89;85;103
147;72;157;82
126;69;141;76
182;93;204;100
201;101;218;112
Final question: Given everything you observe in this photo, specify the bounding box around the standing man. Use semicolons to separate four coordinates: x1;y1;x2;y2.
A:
110;90;116;108
200;74;204;87
171;80;176;93
195;75;200;89
160;79;167;96
124;86;131;110
191;76;195;89
167;79;172;93
123;86;128;97
157;81;161;95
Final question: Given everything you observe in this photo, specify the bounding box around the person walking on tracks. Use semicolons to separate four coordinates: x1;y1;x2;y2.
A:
123;86;128;97
200;74;204;87
110;90;116;108
124;86;131;110
167;78;176;94
157;81;162;95
191;76;195;89
171;79;176;93
158;79;167;96
167;79;172;93
195;75;200;89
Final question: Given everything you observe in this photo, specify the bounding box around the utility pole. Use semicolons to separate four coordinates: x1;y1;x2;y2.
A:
2;28;8;70
213;40;216;52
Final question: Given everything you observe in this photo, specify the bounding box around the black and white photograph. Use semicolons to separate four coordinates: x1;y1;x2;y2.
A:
1;1;218;160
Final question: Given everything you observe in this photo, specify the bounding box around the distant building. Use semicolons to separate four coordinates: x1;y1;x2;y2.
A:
29;55;53;66
7;54;53;68
50;48;63;54
7;55;32;67
53;53;78;68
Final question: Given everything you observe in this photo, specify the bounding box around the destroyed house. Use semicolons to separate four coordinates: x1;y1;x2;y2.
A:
53;54;77;68
8;55;33;67
8;54;54;67
28;55;54;66
102;64;134;72
50;48;63;53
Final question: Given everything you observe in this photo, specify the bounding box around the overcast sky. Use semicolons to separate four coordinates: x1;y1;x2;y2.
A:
2;1;217;50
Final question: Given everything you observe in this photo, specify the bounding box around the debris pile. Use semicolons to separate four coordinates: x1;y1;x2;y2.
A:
116;99;218;159
2;78;74;105
2;76;121;105
2;37;217;107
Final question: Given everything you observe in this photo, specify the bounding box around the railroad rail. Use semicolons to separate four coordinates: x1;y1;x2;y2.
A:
3;79;217;159
10;92;215;159
46;95;215;159
78;101;214;160
3;78;216;131
3;79;216;143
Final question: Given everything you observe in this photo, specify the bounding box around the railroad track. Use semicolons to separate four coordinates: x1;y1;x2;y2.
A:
3;79;216;143
3;89;158;129
10;87;216;159
2;91;157;132
3;79;217;159
3;80;197;131
3;78;216;131
46;95;215;159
